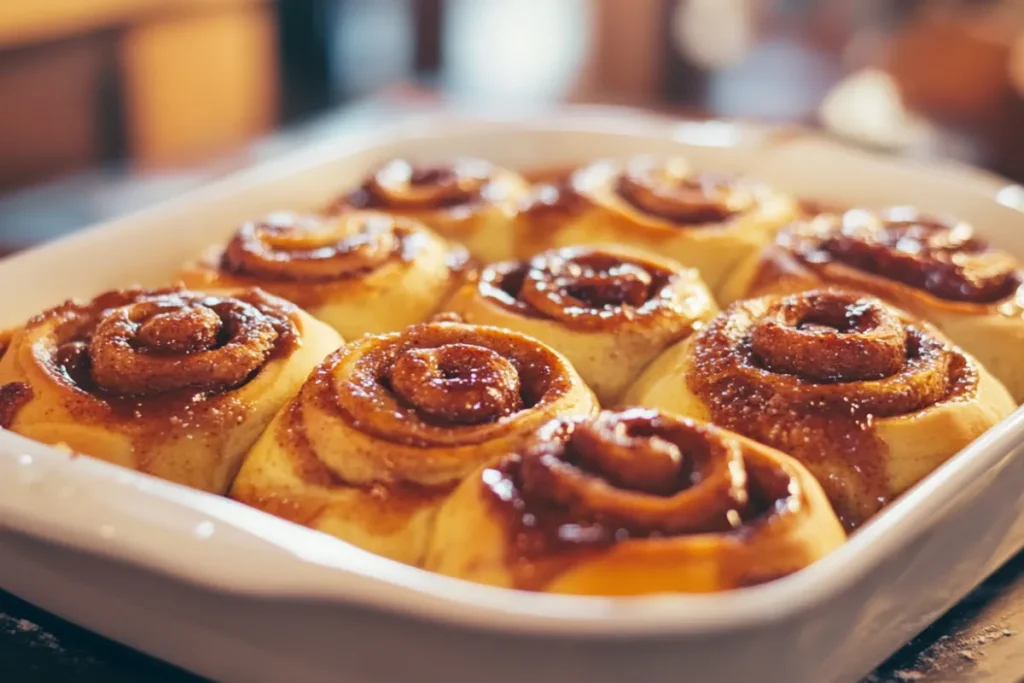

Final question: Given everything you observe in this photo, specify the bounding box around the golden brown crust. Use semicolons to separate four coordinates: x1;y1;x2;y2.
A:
626;289;1013;528
444;246;718;404
743;208;1023;310
721;207;1024;403
474;246;706;331
425;409;846;594
230;321;598;564
516;156;798;294
180;211;470;339
326;158;530;263
0;286;342;493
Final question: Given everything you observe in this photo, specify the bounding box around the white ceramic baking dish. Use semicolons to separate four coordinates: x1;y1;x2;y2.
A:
1;110;1023;683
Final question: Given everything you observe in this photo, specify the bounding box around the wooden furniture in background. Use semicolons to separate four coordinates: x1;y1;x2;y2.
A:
0;0;277;187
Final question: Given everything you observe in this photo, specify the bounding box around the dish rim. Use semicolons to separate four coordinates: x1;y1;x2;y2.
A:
1;108;1022;638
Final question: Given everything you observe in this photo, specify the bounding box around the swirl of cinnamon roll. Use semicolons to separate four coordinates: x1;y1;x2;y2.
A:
424;409;845;594
328;158;531;263
624;289;1015;528
445;245;717;404
180;210;469;339
0;287;342;493
721;207;1024;402
229;320;597;565
514;156;798;294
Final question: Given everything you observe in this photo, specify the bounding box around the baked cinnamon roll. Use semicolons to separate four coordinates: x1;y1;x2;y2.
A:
230;321;597;565
515;156;799;293
721;207;1024;402
444;245;718;404
0;287;342;493
328;158;531;263
180;210;468;339
624;289;1015;528
425;409;845;594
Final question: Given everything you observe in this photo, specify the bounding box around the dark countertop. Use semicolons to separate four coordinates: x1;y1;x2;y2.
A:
0;99;1022;682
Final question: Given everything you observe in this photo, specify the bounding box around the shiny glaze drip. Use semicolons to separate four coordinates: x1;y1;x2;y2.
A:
686;289;975;528
782;208;1022;304
331;322;574;447
0;382;33;429
478;247;691;331
220;211;411;283
28;287;299;427
482;409;799;591
613;157;754;225
340;158;494;213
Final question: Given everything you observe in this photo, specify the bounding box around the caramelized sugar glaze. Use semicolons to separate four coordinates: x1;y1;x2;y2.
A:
515;156;799;294
0;286;341;492
220;211;419;288
326;158;530;263
426;409;844;594
5;287;298;422
230;321;597;564
478;247;704;330
445;245;717;404
759;208;1022;305
685;290;976;527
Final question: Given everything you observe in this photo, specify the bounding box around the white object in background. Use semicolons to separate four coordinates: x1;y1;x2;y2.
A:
673;0;755;69
820;68;939;152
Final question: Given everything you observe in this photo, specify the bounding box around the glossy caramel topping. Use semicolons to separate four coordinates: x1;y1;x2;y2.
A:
687;289;975;527
484;410;797;551
0;382;32;429
221;211;407;282
348;158;494;211
478;246;693;330
388;343;523;425
612;156;755;224
782;208;1022;303
328;322;575;446
35;287;298;399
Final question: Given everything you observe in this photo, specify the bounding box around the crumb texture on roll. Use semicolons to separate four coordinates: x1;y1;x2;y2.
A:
624;289;1015;528
328;158;530;263
230;320;598;565
180;210;468;339
720;207;1024;402
516;155;798;293
0;286;342;493
445;245;718;404
425;409;845;594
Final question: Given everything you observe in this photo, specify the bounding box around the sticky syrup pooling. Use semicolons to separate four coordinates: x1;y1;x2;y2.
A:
482;409;801;589
784;208;1022;304
321;323;575;447
687;289;975;527
479;247;690;331
613;156;756;225
221;211;412;283
344;158;496;212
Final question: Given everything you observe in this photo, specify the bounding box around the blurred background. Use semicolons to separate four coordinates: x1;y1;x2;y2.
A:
3;0;1024;252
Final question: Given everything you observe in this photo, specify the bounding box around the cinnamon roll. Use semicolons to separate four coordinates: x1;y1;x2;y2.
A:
0;287;342;493
624;289;1015;528
721;207;1024;402
229;321;598;565
444;245;718;404
425;409;845;594
328;158;531;263
515;156;799;293
180;210;468;339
